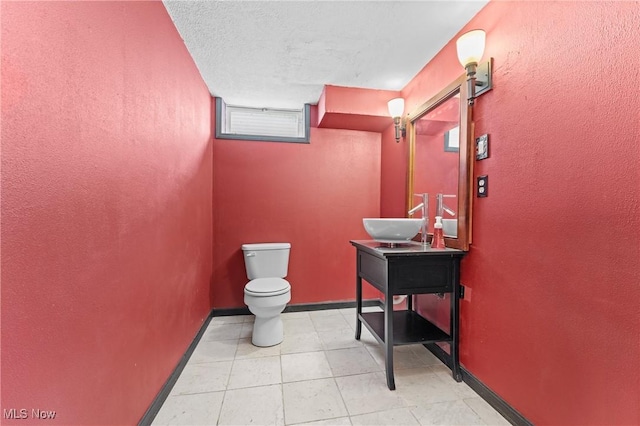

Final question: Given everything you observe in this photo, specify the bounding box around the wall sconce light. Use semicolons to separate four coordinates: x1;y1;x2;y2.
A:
387;97;406;143
456;29;492;105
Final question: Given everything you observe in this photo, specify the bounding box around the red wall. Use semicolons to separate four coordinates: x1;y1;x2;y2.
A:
1;2;212;424
382;2;640;424
318;85;401;132
212;104;381;308
380;122;407;218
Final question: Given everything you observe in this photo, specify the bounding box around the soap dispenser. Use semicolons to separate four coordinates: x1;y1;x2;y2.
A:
432;216;446;249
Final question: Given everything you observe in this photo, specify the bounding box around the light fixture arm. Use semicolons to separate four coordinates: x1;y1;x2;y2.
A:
465;62;478;106
388;97;406;143
393;116;406;143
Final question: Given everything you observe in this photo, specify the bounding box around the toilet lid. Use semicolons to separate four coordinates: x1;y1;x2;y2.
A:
245;278;290;295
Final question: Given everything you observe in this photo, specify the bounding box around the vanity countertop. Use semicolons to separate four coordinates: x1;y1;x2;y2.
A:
350;240;464;257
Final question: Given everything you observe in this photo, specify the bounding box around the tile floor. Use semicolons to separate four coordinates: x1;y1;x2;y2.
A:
152;307;509;426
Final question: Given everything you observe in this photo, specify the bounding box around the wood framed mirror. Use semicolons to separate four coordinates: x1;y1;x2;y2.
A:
406;74;473;251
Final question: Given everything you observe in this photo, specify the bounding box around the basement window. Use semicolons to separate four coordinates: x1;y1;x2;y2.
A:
215;97;310;143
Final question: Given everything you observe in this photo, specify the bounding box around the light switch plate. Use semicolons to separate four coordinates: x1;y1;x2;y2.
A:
477;175;488;197
476;134;489;160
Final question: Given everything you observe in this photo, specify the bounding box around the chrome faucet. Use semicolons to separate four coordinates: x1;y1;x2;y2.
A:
436;193;456;217
408;193;429;246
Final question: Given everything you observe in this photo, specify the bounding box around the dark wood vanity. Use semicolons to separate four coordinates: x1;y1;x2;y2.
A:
350;240;465;390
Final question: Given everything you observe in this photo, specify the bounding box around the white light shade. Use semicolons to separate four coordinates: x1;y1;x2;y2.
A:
387;98;404;118
456;30;486;67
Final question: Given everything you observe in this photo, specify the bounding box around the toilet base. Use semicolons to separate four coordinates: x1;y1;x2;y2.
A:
251;315;284;347
244;287;290;348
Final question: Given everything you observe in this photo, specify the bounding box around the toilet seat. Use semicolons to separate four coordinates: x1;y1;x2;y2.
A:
244;278;290;297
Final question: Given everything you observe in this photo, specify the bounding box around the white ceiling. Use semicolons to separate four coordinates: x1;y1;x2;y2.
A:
163;1;488;110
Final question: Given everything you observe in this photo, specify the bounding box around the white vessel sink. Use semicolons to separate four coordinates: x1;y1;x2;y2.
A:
363;218;422;243
442;219;458;238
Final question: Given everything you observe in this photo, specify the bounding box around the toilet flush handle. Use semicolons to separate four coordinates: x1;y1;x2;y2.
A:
246;252;256;257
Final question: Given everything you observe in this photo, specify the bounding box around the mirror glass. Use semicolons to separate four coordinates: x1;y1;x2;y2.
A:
407;76;473;250
413;93;460;236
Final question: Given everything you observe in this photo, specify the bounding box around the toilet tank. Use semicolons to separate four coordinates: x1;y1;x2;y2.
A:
242;243;291;280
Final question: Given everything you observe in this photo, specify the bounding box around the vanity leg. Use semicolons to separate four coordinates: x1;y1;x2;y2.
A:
451;264;462;382
355;275;362;340
384;294;395;390
407;294;413;312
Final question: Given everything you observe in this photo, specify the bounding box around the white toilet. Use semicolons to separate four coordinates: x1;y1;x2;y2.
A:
242;242;292;347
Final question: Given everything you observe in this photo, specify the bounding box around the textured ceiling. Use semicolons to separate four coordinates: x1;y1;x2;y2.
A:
163;1;488;109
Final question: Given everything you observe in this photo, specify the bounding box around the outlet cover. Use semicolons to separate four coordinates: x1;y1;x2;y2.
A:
477;175;488;197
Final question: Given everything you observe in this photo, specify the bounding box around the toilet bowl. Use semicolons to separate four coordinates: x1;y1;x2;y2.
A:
242;243;291;347
244;278;291;347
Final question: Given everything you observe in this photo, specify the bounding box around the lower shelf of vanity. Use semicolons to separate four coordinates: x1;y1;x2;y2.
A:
359;310;451;345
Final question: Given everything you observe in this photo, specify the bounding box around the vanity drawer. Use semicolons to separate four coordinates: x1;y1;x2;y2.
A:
358;251;386;292
389;257;454;293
